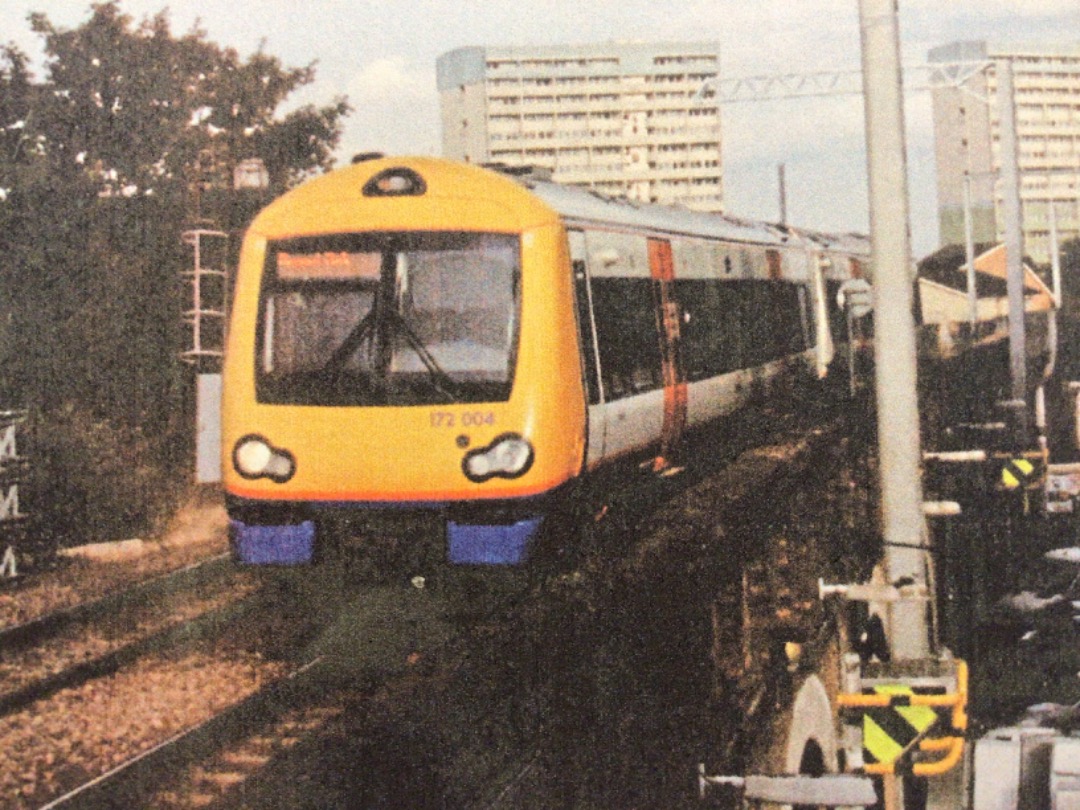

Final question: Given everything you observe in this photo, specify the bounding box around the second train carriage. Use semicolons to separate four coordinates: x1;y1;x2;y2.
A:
221;156;868;570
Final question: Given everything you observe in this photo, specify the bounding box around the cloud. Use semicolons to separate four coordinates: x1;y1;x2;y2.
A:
347;56;431;105
4;0;1077;251
723;96;864;163
342;57;439;158
906;0;1077;14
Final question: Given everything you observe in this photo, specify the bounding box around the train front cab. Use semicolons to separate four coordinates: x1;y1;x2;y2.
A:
221;158;588;571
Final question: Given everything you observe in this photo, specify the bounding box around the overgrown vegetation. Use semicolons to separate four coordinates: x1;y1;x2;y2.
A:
0;2;351;548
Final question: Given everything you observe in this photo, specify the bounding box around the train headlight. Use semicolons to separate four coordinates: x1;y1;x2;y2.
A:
462;434;534;483
233;435;296;483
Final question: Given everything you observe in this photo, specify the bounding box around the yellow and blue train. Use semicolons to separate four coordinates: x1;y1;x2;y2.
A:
221;156;868;569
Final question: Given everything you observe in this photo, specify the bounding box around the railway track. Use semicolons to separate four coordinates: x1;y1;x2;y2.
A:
14;391;876;809
36;590;524;809
0;555;329;807
38;657;336;809
0;554;261;717
0;588;264;718
0;552;234;652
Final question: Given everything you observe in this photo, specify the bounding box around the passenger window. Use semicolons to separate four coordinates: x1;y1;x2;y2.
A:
584;231;664;401
589;276;664;400
569;229;601;405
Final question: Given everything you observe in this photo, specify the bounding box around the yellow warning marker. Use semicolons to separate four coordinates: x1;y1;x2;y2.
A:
860;683;940;768
1001;457;1035;490
838;661;968;777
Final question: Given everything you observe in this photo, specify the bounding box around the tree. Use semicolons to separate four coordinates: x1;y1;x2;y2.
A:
0;2;352;548
28;2;350;202
8;1;351;415
0;44;36;187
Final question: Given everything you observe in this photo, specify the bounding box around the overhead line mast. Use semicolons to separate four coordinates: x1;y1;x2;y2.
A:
695;61;992;103
857;0;932;662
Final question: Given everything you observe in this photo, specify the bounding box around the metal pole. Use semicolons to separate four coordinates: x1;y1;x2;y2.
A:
996;58;1030;444
963;173;978;324
1049;181;1062;308
1075;172;1080;277
848;307;856;399
858;0;932;660
778;162;788;225
1045;187;1060;438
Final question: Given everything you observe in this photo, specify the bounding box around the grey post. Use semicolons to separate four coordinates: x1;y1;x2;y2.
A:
858;0;932;661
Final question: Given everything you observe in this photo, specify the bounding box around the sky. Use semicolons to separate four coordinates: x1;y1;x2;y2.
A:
1;0;1078;258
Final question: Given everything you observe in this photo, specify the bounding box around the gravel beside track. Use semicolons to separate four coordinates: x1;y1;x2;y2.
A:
0;492;306;809
2;648;287;807
0;575;323;809
0;578;263;721
0;495;230;629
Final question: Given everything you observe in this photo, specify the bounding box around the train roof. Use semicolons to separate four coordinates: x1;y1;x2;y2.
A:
521;176;788;247
249;156;560;236
253;155;869;259
503;169;869;257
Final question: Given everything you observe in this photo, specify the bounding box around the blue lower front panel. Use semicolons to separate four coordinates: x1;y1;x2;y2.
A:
230;520;315;565
447;517;543;565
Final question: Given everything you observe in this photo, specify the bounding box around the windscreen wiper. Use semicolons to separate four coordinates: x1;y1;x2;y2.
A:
323;309;376;372
385;310;462;403
322;302;461;403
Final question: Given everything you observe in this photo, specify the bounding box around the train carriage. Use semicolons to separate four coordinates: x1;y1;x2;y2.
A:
221;156;867;571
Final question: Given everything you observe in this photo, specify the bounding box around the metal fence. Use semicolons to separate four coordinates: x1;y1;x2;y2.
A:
0;410;30;580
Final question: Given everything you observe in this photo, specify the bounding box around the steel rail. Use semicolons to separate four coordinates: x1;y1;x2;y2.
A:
0;588;265;718
0;552;232;652
38;657;331;810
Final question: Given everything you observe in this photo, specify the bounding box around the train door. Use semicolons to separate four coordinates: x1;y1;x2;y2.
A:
649;238;687;471
569;229;607;467
583;229;665;465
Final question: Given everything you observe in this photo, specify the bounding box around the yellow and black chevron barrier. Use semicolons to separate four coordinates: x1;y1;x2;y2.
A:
860;683;939;768
999;455;1039;491
838;659;967;777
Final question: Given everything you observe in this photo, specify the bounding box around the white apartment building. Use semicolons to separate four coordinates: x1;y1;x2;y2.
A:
930;40;1080;264
437;42;722;211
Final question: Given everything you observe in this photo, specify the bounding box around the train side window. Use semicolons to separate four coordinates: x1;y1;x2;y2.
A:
569;229;602;405
743;280;800;364
738;281;771;366
742;281;811;361
772;282;808;356
584;230;663;401
589;277;664;399
676;278;741;379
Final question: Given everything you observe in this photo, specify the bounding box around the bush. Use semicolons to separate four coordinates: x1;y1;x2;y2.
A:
30;403;187;548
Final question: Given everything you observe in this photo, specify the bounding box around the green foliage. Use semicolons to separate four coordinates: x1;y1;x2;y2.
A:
0;2;352;546
32;402;186;547
0;45;34;179
27;1;350;199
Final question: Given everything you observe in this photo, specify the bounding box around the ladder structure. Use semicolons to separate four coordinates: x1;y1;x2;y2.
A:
181;229;230;484
180;228;229;369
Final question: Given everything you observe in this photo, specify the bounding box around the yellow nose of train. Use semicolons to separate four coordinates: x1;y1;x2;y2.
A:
221;156;587;566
